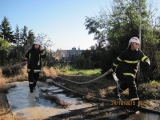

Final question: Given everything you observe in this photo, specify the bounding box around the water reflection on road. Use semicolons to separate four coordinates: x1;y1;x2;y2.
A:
6;81;92;119
126;112;160;120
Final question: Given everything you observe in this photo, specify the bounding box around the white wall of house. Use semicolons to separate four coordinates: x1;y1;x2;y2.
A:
59;47;84;60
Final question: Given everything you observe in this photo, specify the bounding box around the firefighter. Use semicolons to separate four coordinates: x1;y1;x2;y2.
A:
24;40;46;93
111;37;150;101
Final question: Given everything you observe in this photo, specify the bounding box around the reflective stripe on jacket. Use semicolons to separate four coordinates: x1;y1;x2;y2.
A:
25;48;46;73
112;48;150;75
27;69;42;73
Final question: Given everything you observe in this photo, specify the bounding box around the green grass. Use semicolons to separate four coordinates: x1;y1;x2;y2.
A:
56;64;101;76
60;68;101;76
150;80;158;84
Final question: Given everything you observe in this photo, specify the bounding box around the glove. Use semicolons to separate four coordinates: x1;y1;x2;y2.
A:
111;64;116;72
144;58;150;65
22;61;28;65
39;46;44;51
22;58;28;65
111;65;116;73
112;72;119;82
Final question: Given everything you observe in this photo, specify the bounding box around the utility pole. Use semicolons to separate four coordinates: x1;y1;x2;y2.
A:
139;0;142;50
1;35;4;39
137;0;142;84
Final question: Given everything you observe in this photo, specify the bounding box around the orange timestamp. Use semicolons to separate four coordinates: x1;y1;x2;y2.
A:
111;100;150;106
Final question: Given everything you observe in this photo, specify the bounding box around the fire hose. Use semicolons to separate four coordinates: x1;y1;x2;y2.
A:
57;68;113;84
112;72;121;101
58;68;121;101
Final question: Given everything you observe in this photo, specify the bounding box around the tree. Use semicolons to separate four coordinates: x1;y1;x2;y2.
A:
0;37;9;65
24;30;35;51
14;25;21;45
85;0;160;80
35;33;55;49
0;16;15;43
20;26;28;45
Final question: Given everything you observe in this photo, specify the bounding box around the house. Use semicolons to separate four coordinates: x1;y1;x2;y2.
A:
55;47;85;62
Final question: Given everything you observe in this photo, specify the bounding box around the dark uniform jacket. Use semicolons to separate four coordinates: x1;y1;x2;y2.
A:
112;48;150;78
25;48;46;73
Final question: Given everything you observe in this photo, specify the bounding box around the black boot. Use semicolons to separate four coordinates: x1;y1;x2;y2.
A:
113;88;118;97
29;84;34;93
33;81;37;90
128;100;140;112
113;87;123;97
30;89;33;93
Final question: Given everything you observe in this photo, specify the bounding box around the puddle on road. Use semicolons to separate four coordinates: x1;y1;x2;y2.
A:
35;96;57;108
126;111;160;120
6;81;92;119
103;105;160;120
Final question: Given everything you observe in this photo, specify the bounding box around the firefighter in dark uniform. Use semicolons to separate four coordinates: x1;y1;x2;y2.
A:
112;37;150;101
24;40;46;93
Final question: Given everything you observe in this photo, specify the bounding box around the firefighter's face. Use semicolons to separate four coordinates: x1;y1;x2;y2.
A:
131;42;139;51
34;44;39;49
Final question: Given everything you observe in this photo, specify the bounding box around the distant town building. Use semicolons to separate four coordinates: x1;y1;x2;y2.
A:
60;47;83;57
55;47;85;62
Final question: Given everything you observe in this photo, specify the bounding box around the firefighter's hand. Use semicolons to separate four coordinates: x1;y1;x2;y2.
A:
39;46;43;51
112;72;119;82
144;58;150;65
111;67;116;73
23;61;28;65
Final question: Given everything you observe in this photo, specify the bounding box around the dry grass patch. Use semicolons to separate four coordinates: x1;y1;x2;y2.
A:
8;66;28;82
0;68;2;78
0;68;7;92
49;67;58;78
42;67;50;77
0;114;20;120
99;89;108;98
0;77;7;93
41;67;58;79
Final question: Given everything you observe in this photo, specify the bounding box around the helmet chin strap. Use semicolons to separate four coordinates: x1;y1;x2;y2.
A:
130;43;139;51
127;42;131;49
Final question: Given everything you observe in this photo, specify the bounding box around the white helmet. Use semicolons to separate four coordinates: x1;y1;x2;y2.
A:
127;37;140;48
33;40;40;45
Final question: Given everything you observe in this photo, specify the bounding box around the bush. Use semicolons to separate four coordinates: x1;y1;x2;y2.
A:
2;64;23;77
139;82;160;99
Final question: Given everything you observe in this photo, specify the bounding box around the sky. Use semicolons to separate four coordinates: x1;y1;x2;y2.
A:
0;0;160;51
